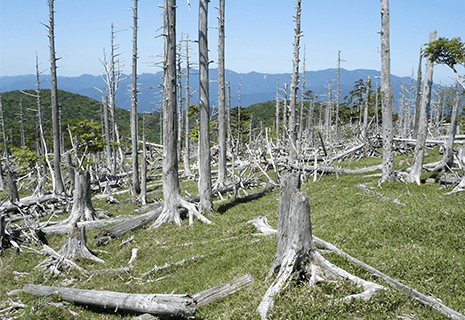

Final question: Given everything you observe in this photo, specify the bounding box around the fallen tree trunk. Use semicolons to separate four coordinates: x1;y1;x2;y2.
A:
1;194;60;215
23;284;196;317
23;274;253;317
41;216;132;236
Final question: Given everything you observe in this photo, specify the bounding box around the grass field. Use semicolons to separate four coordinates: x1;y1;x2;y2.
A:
1;148;464;319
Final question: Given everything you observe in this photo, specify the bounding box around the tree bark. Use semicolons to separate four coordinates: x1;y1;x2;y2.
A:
198;0;213;214
183;37;193;177
131;0;140;195
407;31;437;185
217;0;227;186
413;47;423;138
47;0;65;194
380;0;395;183
288;0;302;160
275;77;280;144
62;168;97;225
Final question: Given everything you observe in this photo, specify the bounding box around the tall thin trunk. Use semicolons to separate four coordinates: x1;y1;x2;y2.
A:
413;47;423;138
325;79;333;142
140;113;147;205
19;99;25;147
399;80;406;136
198;0;213;214
226;81;232;156
288;0;302;160
442;83;461;168
282;82;288;142
217;0;227;186
275;77;280;144
363;76;371;156
47;0;65;194
102;95;111;172
183;37;193;177
177;39;183;161
336;50;342;139
380;0;395;183
407;31;437;185
236;78;242;151
131;0;140;195
298;47;306;143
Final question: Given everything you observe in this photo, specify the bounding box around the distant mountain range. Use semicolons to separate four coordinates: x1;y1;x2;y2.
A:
1;68;422;113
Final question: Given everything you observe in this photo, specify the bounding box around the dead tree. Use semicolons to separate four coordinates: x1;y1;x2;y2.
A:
380;0;395;183
217;0;227;186
182;36;193;177
407;31;437;185
198;0;213;214
275;77;280;144
298;46;306;143
288;0;302;160
46;0;65;194
335;50;344;139
130;0;141;195
151;0;212;228
61;169;97;224
413;47;423;138
140;113;147;205
258;173;385;319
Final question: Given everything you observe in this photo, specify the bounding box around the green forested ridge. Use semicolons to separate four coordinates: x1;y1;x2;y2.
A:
0;90;162;151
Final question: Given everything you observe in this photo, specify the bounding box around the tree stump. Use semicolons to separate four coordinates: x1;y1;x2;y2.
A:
258;172;385;319
62;168;97;225
58;222;104;264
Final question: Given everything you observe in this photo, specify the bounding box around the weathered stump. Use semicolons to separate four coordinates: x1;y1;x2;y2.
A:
62;169;97;225
258;172;385;319
58;222;104;263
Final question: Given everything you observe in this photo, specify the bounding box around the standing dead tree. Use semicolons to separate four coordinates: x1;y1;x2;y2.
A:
288;0;302;160
46;0;65;194
216;0;227;187
198;0;214;214
379;0;395;183
151;0;212;228
406;31;437;185
130;0;141;195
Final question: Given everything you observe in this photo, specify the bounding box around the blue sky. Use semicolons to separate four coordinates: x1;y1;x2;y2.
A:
1;0;464;85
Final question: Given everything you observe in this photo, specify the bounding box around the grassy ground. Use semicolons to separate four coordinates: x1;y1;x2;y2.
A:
1;148;464;319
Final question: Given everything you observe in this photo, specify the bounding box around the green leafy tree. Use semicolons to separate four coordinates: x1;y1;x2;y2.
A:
69;120;104;156
424;37;465;89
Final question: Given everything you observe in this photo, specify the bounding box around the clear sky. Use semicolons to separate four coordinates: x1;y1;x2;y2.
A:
1;0;464;85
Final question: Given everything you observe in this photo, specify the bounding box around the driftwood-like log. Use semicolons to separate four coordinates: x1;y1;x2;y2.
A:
247;216;276;235
41;216;132;236
1;194;59;215
23;274;253;317
23;284;196;317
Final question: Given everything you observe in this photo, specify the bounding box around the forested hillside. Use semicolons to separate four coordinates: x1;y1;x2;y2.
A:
1;90;162;151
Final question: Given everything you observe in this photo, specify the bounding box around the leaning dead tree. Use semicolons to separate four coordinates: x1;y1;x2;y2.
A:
258;173;385;319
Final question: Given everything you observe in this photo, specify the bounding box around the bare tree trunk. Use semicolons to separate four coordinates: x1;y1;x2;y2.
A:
130;0;140;195
47;0;65;194
336;50;343;139
227;81;232;157
363;76;371;156
380;0;395;183
325;79;333;142
183;38;193;177
217;0;227;186
442;84;461;168
140;113;147;205
236;78;242;151
177;38;183;162
298;47;306;144
152;0;212;228
413;47;423;138
288;0;302;160
282;82;288;142
407;31;437;185
399;80;406;136
275;77;280;144
198;0;213;214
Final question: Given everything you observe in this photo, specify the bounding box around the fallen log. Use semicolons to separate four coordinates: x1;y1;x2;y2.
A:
41;216;133;236
1;194;60;215
23;274;253;317
23;284;196;317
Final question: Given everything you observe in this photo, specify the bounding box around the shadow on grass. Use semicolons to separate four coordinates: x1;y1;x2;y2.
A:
216;189;273;214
